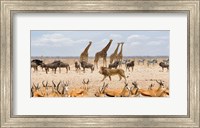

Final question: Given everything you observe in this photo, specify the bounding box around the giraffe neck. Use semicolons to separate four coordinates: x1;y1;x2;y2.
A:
83;42;92;53
113;43;120;54
102;40;113;52
119;43;124;54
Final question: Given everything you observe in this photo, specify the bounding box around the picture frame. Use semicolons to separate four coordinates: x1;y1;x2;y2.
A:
1;0;199;127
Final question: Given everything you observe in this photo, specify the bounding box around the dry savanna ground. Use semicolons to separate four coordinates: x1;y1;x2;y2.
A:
31;57;169;97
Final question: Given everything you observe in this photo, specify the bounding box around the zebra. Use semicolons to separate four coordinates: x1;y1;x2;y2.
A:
137;59;145;65
147;59;157;66
163;58;169;64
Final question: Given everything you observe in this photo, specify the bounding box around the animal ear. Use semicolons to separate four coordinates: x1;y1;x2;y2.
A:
82;79;85;84
65;81;69;87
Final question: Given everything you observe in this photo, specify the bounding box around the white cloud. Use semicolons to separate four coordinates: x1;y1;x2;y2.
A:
147;41;162;45
31;33;89;47
130;42;140;46
127;34;149;42
109;34;123;41
156;36;169;40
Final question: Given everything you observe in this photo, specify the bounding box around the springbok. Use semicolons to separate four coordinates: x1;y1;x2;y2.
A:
138;80;167;97
31;83;45;97
95;82;130;97
130;82;140;96
67;79;90;97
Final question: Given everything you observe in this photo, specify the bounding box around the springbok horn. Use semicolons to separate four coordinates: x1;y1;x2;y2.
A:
33;83;36;88
125;86;130;96
124;82;128;87
52;81;56;88
46;81;48;87
155;80;160;84
57;81;61;87
42;81;45;87
57;82;60;92
61;86;65;95
100;83;106;93
87;79;89;84
36;83;40;90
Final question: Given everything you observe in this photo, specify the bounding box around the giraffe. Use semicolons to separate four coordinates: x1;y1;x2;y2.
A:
109;43;121;64
94;39;113;68
80;41;92;62
117;42;124;66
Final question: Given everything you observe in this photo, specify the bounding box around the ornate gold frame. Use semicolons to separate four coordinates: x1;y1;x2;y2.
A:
1;0;199;127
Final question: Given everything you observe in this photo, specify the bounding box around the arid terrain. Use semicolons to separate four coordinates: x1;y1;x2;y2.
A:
31;57;169;97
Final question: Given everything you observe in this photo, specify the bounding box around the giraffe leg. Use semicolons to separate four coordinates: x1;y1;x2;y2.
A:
94;54;99;69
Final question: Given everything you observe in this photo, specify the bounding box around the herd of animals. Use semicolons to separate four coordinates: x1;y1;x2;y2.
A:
31;79;169;97
31;39;169;97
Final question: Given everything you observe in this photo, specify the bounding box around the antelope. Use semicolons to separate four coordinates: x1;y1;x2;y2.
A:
148;84;154;90
80;61;94;73
126;60;135;71
31;83;45;97
49;81;69;97
31;59;43;71
130;82;140;96
159;62;169;71
95;82;130;97
44;61;60;74
48;81;62;97
138;80;167;97
108;61;120;69
31;62;38;72
58;62;70;73
68;79;90;97
75;61;81;72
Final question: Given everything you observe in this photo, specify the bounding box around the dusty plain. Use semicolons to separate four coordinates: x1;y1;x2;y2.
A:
31;57;169;97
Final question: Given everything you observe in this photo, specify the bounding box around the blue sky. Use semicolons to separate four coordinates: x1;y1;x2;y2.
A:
31;30;169;57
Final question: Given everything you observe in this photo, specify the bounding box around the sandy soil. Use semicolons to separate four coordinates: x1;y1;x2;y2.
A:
31;57;169;97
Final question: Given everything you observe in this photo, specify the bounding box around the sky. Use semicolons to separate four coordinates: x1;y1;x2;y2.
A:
31;30;169;57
